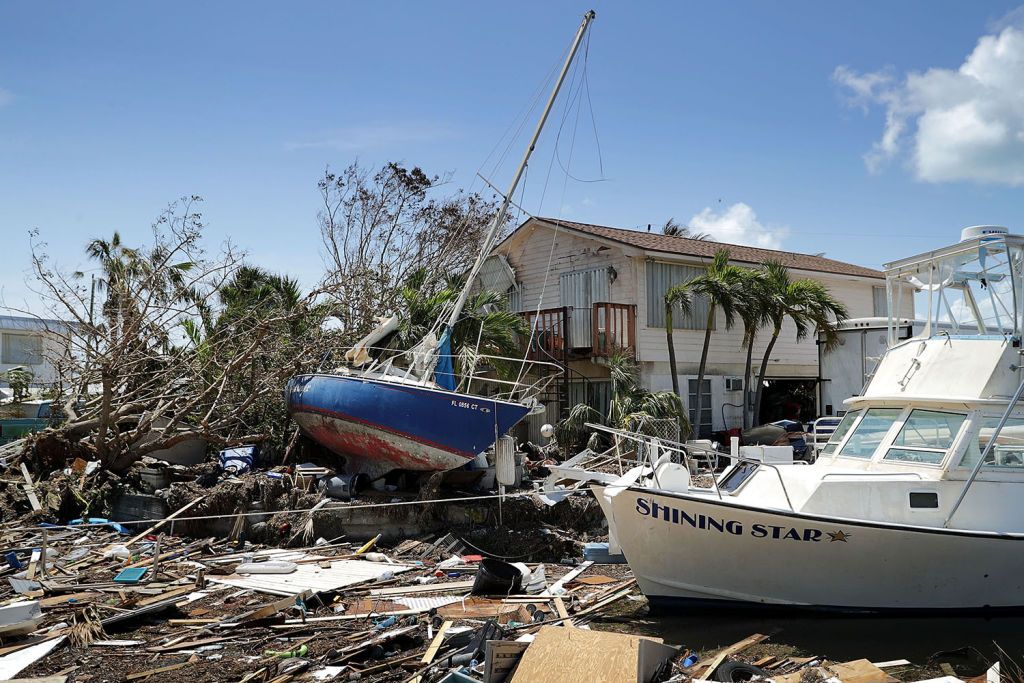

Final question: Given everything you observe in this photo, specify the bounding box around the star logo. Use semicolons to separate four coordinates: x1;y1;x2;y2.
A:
827;530;852;543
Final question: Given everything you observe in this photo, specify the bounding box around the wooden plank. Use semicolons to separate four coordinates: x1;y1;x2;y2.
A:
545;561;593;595
367;580;475;597
696;634;768;681
873;659;912;668
553;597;571;625
136;585;194;607
125;495;208;547
147;635;236;653
20;464;42;512
409;620;451;683
126;662;190;680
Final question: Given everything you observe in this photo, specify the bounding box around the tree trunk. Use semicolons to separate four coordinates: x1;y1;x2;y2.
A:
665;303;679;398
752;325;781;426
694;307;715;438
742;331;756;430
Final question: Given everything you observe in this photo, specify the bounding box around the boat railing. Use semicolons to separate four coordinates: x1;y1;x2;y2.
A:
331;345;564;405
583;422;797;512
944;376;1024;527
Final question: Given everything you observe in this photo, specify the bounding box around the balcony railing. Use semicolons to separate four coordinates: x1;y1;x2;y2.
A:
592;302;636;358
521;302;636;361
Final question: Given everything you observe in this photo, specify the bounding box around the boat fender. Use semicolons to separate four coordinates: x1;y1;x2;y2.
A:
712;661;771;682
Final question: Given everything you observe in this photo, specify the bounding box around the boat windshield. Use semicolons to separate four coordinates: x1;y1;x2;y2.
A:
838;408;901;459
885;235;1024;344
960;416;1024;469
884;409;966;465
820;410;861;455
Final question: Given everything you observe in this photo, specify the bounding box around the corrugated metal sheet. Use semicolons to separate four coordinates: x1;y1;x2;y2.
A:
646;261;711;329
479;254;517;294
560;268;610;348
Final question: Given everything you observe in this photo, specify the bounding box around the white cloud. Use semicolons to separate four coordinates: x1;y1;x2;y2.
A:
688;202;789;250
834;21;1024;185
0;88;13;108
285;123;456;152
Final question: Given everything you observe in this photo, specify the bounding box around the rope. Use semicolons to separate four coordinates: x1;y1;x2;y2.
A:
0;488;589;535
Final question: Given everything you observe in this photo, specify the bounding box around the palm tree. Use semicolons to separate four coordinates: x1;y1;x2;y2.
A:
661;218;714;241
556;352;689;454
217;266;305;333
683;249;745;437
735;268;770;429
80;232;196;358
751;262;849;425
664;283;694;398
395;268;527;382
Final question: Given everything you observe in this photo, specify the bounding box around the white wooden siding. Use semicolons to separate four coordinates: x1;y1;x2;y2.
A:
634;256;883;377
494;224;636;314
494;219;891;382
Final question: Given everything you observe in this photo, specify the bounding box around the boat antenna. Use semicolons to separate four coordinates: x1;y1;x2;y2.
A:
443;10;596;331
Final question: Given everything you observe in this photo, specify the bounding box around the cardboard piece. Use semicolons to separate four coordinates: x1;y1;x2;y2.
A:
507;626;677;683
828;659;898;683
772;659;896;683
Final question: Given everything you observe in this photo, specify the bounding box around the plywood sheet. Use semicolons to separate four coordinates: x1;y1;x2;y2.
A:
209;559;413;596
509;625;666;683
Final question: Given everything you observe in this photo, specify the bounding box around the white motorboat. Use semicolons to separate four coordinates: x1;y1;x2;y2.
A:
595;225;1024;612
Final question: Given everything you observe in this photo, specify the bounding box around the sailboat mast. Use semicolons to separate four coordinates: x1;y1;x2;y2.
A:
444;9;596;330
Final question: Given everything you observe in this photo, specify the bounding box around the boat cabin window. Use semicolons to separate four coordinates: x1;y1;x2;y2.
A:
719;462;759;493
820;410;861;455
884;410;966;465
960;416;1024;469
838;408;901;459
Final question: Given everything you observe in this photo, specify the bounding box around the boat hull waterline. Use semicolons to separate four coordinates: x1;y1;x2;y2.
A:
286;374;530;474
599;486;1024;612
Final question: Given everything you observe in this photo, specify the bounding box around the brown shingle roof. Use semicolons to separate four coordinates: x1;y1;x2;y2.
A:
529;217;883;279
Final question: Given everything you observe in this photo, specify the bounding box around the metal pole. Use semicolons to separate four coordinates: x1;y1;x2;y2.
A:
445;9;597;330
944;378;1024;527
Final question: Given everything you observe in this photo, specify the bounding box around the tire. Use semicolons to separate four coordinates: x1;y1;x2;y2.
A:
713;661;771;682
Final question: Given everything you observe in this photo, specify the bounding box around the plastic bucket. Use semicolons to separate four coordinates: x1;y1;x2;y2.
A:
325;473;369;500
471;558;524;596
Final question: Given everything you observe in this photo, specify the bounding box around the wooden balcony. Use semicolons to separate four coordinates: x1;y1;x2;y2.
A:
521;302;636;362
591;302;636;359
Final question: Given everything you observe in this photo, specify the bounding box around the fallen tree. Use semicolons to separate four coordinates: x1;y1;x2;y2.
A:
21;197;329;474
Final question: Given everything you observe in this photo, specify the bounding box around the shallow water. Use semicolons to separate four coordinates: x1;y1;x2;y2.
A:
639;611;1024;665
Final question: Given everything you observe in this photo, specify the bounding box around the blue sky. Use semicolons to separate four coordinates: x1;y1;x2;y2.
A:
2;1;1023;312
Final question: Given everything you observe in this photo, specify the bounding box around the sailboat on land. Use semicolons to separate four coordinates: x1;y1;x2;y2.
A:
286;11;597;477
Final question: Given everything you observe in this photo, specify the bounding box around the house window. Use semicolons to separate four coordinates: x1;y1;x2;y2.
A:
872;286;887;317
687;378;712;438
568;379;612;420
646;261;713;329
2;333;43;365
506;285;522;313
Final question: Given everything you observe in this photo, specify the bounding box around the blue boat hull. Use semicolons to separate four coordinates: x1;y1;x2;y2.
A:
285;373;531;474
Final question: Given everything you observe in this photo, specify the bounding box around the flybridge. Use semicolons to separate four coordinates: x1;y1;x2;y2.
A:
883;225;1024;345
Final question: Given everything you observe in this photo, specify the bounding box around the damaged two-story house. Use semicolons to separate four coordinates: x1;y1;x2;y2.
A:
487;217;887;439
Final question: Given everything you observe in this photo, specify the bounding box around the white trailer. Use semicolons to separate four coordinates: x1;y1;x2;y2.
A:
817;317;922;418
